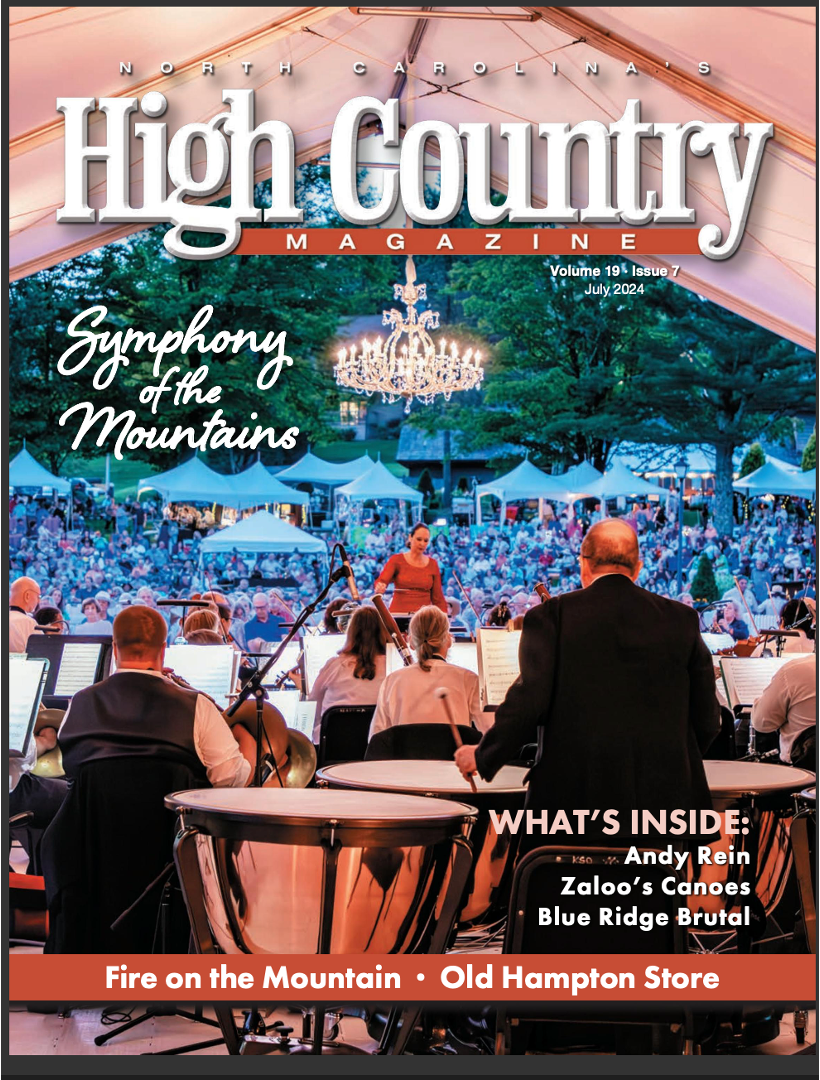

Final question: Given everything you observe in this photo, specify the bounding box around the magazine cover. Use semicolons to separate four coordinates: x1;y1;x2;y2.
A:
6;2;817;1071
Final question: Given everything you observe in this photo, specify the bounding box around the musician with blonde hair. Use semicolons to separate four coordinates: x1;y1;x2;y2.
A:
369;605;484;738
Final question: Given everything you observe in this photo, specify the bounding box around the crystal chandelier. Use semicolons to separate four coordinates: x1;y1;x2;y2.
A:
335;255;484;414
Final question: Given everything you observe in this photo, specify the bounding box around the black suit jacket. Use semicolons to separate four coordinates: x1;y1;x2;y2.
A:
476;575;720;846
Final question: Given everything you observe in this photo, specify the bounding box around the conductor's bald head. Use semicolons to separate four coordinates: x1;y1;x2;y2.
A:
113;606;167;667
580;519;642;585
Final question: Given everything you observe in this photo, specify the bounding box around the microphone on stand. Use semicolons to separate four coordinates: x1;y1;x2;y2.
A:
336;544;361;602
534;582;551;603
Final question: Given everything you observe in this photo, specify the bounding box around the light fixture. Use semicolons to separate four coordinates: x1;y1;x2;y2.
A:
349;7;540;21
674;457;687;481
335;255;484;414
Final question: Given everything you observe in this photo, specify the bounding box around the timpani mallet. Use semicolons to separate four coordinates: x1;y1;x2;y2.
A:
435;687;478;793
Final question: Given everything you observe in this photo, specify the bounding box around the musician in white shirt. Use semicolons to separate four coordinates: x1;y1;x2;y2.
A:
369;606;484;738
309;606;387;742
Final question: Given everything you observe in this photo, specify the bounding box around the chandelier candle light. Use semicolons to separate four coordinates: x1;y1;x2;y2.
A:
335;255;484;413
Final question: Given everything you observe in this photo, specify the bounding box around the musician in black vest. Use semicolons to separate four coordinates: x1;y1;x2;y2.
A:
43;606;255;953
455;519;720;854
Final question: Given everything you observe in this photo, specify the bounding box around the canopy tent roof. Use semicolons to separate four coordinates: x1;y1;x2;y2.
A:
585;460;667;499
231;461;309;510
556;461;603;492
733;460;815;497
9;447;71;494
199;509;327;554
273;449;368;486
334;460;423;503
477;458;578;502
138;456;239;504
8;6;815;351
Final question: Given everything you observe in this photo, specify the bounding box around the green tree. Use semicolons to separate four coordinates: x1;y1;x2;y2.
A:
738;443;766;478
635;293;815;535
441;255;665;472
690;554;719;604
802;430;816;471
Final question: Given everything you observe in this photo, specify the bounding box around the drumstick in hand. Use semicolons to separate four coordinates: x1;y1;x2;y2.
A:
435;687;478;793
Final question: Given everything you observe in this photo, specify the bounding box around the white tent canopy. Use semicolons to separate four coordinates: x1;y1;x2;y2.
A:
557;462;603;492
231;461;309;510
334;461;423;503
9;447;70;494
138;456;239;504
476;458;574;502
733;460;815;497
8;6;815;351
274;449;362;486
199;510;327;554
585;461;667;500
476;457;585;524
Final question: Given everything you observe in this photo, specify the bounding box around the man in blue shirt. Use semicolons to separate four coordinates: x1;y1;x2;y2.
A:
243;593;287;650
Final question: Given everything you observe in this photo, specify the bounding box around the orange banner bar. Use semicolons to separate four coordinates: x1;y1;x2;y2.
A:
234;227;700;257
9;954;815;1003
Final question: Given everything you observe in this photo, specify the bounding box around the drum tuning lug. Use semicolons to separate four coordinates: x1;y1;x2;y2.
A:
242;1009;268;1037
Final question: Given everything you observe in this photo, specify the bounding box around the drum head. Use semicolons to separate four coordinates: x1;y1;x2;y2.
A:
317;760;528;795
704;761;816;797
166;786;476;826
800;786;816;803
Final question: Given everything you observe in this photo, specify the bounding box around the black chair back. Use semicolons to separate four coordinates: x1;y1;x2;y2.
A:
365;722;480;761
318;705;375;767
41;757;201;953
505;845;686;955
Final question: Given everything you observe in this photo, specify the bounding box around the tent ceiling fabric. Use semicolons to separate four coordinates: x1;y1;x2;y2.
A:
8;6;816;349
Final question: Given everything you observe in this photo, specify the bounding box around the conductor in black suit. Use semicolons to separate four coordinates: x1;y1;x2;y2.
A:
455;519;720;853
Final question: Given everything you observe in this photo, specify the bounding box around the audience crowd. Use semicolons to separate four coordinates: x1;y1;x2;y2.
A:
9;487;816;645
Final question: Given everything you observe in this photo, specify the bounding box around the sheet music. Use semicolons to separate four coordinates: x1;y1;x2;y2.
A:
292;701;318;740
9;657;49;755
477;629;522;708
164;644;236;709
263;689;301;727
385;641;479;676
304;634;345;693
53;642;102;697
258;642;302;687
720;655;806;711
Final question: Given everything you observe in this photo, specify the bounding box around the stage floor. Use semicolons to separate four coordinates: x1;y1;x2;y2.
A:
7;993;815;1057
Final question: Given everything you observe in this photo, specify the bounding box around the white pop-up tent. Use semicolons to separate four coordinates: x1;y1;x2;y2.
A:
476;457;583;524
557;461;603;493
733;460;816;497
274;449;359;487
334;460;423;526
199;510;327;554
8;6;816;351
585;461;668;501
138;456;239;505
231;461;310;511
9;447;71;494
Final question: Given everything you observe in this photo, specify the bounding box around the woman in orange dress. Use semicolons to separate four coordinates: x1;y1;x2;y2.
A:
374;523;447;615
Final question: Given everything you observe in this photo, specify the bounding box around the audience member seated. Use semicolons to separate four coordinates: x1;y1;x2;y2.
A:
75;597;114;637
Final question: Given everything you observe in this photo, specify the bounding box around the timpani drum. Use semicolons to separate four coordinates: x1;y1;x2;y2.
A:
317;760;528;932
695;762;816;931
166;788;476;956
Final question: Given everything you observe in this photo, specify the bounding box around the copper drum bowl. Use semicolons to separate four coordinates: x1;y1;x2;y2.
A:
317;760;528;933
693;761;816;930
166;787;476;956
